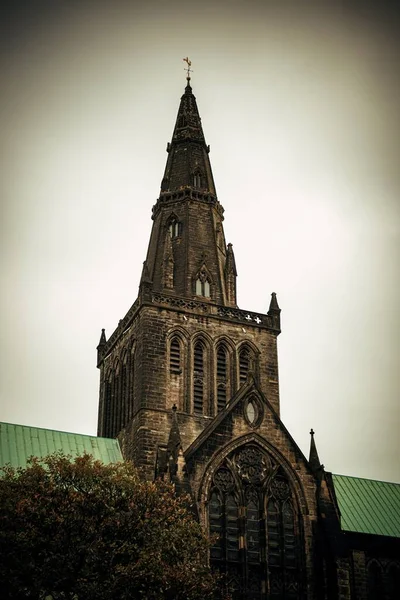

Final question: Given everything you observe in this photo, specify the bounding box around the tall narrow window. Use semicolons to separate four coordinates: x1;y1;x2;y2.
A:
246;493;261;564
104;377;112;437
368;561;383;600
217;345;227;412
193;341;205;414
128;344;135;421
170;337;181;373
195;269;211;297
112;370;120;437
209;492;224;561
120;360;128;431
239;347;250;385
168;218;180;238
226;494;239;563
193;172;202;188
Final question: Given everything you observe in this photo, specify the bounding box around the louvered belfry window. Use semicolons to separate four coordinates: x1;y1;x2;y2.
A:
193;341;205;414
217;345;227;412
170;337;181;373
104;378;112;437
239;347;250;385
209;447;302;600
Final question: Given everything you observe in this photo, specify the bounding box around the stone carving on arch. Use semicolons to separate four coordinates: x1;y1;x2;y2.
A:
214;334;236;353
198;433;309;517
166;325;190;343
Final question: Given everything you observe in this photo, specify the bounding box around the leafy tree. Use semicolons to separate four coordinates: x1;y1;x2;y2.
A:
0;453;225;600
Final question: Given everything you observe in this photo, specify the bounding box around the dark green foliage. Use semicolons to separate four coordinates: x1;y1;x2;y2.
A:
0;454;225;599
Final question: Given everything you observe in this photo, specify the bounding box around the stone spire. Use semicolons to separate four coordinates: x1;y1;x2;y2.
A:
140;80;233;306
309;428;322;473
268;292;281;332
160;80;216;195
225;243;237;306
96;329;107;366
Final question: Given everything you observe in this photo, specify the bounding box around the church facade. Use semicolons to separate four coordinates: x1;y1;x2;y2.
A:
96;78;400;600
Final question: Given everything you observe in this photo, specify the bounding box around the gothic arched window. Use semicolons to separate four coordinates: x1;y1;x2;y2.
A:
193;341;205;415
104;374;112;437
208;448;302;600
368;561;383;600
195;269;211;297
170;337;181;373
168;218;181;238
239;346;251;385
128;342;136;420
193;171;202;188
217;345;228;412
120;356;128;431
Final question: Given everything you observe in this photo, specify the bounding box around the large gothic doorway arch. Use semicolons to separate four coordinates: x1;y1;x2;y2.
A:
205;442;305;599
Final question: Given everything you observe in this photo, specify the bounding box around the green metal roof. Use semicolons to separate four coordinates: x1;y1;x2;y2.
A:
332;474;400;538
0;422;123;470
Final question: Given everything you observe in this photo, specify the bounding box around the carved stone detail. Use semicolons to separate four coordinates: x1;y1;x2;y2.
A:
152;294;209;312
270;477;291;500
235;446;267;484
214;467;235;493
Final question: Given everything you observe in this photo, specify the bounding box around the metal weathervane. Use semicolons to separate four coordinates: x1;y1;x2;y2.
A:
183;57;193;81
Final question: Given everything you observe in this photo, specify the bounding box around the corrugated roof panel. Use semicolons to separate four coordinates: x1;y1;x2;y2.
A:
0;422;123;470
332;474;400;538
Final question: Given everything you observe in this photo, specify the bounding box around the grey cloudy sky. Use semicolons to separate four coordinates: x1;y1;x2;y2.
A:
1;0;399;482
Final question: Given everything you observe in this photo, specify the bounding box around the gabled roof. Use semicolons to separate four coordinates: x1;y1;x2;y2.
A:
184;376;310;470
0;422;122;470
332;474;400;538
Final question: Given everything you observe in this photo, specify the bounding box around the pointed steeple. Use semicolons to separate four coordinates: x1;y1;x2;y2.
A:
309;428;323;474
142;77;232;305
96;329;107;366
160;81;216;195
268;292;281;332
225;243;237;307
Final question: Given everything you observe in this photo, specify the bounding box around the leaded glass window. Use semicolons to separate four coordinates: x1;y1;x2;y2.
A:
208;448;302;600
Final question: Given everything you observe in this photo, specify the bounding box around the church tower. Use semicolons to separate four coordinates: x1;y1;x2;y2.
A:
96;73;331;599
97;75;282;471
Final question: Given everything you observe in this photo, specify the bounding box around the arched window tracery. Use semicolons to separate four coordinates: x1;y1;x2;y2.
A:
193;170;202;188
195;268;211;297
208;446;302;600
168;217;181;238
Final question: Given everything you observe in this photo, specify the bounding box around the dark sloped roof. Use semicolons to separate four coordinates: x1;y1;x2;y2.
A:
0;422;122;469
332;474;400;538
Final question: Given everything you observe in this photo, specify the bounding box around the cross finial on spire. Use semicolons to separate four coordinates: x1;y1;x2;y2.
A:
183;57;193;82
310;428;315;436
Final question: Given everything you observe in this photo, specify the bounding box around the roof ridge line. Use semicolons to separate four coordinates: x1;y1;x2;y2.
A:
333;472;400;486
0;421;106;441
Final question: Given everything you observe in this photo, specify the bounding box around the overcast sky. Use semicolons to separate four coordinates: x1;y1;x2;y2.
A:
1;0;399;482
